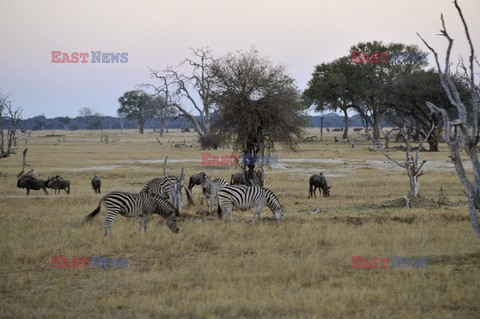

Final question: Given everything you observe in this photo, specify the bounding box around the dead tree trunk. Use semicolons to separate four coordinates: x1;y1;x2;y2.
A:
0;100;22;159
22;148;28;166
380;126;432;198
417;0;480;238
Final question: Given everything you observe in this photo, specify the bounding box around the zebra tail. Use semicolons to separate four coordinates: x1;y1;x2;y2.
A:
217;200;222;219
83;196;106;223
183;186;195;206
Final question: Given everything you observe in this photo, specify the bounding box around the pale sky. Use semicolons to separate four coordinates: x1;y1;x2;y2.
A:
1;0;479;118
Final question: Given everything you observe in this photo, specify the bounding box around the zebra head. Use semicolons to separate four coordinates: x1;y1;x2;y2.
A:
273;205;283;221
154;196;180;233
168;170;184;216
265;188;283;221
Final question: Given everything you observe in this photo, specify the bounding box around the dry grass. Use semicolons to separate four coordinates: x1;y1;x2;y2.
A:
0;129;479;318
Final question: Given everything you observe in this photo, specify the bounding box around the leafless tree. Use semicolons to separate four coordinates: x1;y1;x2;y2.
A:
0;91;22;159
146;47;217;147
380;125;434;198
417;0;480;238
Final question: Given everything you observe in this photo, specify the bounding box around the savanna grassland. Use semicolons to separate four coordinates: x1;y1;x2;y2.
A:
0;129;479;318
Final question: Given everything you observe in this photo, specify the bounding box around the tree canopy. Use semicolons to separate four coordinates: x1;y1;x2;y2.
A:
211;48;306;186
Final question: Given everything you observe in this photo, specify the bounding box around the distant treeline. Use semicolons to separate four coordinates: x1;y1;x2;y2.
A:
3;113;368;131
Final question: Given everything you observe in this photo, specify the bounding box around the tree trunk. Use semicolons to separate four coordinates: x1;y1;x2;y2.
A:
409;175;419;197
159;117;165;136
373;111;382;141
0;111;4;154
320;114;324;141
428;136;439;152
138;119;145;134
343;110;349;140
467;198;480;238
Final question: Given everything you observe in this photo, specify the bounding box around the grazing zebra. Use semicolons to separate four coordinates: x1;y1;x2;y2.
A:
140;175;192;216
217;185;283;222
202;178;229;214
84;191;179;237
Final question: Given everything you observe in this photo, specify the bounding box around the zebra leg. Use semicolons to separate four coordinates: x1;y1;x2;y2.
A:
104;211;117;237
224;203;233;222
207;196;212;214
252;204;263;223
142;213;150;232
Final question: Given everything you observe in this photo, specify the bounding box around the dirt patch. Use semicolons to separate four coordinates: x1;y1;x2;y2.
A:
372;196;459;209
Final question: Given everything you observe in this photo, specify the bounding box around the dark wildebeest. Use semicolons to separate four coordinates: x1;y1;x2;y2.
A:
91;175;101;194
47;176;70;194
17;176;49;196
187;172;208;194
230;172;246;185
308;173;331;198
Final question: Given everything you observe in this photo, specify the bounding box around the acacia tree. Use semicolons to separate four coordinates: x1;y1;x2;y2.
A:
303;56;357;139
349;41;427;141
117;90;154;134
211;48;305;187
417;0;480;238
387;69;469;151
0;91;22;158
147;47;217;147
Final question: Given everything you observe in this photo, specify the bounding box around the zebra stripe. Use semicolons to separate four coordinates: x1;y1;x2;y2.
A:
140;176;183;216
84;191;179;237
202;178;229;213
217;185;283;222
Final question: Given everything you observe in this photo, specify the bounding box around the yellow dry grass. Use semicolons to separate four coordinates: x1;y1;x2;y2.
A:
0;129;478;318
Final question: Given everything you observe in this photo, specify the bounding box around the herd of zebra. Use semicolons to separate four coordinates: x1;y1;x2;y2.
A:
15;168;331;237
84;172;286;237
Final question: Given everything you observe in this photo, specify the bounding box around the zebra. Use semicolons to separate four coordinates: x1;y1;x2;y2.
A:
84;191;179;237
201;178;229;214
217;185;283;222
140;175;193;216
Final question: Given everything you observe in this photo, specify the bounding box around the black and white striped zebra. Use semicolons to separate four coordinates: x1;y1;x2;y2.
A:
217;185;283;222
202;178;229;214
84;191;179;237
140;176;189;216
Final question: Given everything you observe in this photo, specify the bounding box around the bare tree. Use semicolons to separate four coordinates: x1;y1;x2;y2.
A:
0;91;22;159
417;0;480;238
78;107;94;117
146;47;217;147
380;125;434;198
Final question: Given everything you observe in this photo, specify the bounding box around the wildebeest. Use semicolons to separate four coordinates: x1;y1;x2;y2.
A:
47;176;70;194
308;173;331;198
187;172;208;194
230;172;246;185
16;169;49;196
91;175;101;194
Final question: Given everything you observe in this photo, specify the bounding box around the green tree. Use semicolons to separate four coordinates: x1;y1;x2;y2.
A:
211;48;305;187
117;90;154;134
388;69;470;151
303;56;358;139
349;41;427;141
57;116;71;130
